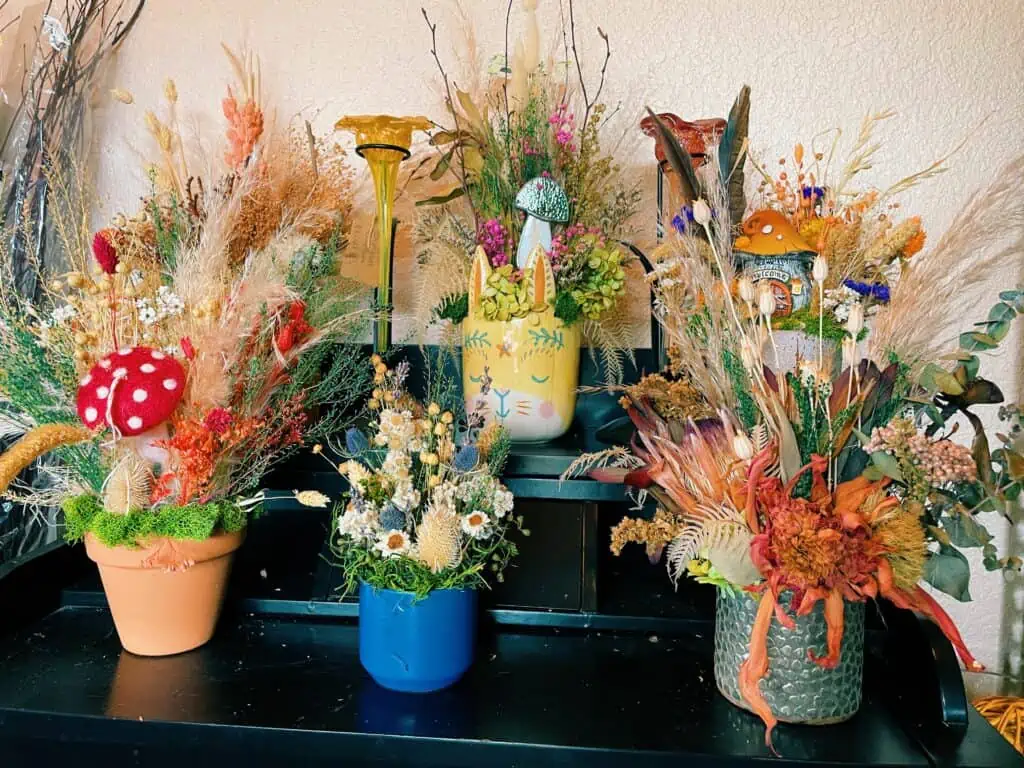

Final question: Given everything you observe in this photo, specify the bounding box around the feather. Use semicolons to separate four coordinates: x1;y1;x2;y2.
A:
664;500;756;586
750;423;780;478
644;107;702;203
717;85;750;229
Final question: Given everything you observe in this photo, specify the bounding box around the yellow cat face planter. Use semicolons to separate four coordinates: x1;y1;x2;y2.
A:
463;247;581;442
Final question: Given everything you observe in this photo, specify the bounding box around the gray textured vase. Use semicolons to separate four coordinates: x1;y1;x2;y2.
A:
714;590;864;724
762;330;836;374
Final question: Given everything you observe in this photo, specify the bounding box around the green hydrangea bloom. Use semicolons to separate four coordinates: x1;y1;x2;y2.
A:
569;239;626;320
478;265;547;321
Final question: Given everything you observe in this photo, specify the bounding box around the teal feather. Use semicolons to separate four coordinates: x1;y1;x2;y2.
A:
717;85;751;229
644;107;702;203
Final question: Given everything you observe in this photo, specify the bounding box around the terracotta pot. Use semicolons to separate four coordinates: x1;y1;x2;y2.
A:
85;529;244;656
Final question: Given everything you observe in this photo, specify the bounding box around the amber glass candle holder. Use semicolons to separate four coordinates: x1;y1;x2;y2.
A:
335;115;430;353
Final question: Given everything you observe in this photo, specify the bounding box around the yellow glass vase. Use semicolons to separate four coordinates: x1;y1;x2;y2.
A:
463;247;580;442
335;115;430;353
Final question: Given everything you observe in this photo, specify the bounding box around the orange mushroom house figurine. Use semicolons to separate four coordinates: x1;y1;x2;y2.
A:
733;209;816;316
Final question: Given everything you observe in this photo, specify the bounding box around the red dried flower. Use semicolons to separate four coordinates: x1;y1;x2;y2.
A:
180;336;196;360
92;230;118;275
203;407;234;435
275;301;313;353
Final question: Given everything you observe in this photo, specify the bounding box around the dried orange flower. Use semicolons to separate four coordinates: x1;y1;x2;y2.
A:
223;88;265;169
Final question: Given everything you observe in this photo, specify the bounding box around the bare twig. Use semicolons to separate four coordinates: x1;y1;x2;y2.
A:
304;120;319;181
421;7;477;226
568;0;588;114
502;0;512;124
567;0;611;131
558;0;570;95
590;27;611;116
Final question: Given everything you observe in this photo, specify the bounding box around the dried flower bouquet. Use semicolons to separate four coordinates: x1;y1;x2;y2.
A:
0;47;372;577
572;116;1024;747
329;356;522;597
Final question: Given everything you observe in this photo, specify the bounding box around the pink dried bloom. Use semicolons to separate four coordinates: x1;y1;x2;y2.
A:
864;418;978;485
477;218;510;267
548;103;577;151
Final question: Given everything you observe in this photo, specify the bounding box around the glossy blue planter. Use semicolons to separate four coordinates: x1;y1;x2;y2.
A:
358;583;477;693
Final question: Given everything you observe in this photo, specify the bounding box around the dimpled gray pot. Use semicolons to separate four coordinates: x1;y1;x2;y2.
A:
714;590;864;724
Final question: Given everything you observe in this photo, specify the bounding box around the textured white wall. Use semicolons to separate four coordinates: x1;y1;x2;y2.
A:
88;0;1024;673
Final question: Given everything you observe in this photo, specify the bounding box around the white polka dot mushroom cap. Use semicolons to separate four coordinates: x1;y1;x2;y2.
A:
76;346;186;437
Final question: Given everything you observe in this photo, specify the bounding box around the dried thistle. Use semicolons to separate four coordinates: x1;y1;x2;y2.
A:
102;454;153;514
416;504;462;573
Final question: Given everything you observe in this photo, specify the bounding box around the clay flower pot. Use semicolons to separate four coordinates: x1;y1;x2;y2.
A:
85;529;244;656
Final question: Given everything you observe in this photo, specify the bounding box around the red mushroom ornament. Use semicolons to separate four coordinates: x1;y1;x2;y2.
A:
76;347;186;437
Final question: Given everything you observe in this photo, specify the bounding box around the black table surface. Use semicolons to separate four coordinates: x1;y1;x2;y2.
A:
0;605;1019;768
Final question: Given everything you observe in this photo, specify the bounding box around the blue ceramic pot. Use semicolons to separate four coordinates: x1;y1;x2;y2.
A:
358;583;477;693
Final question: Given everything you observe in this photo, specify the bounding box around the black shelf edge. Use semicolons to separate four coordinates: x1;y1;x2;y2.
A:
60;588;715;636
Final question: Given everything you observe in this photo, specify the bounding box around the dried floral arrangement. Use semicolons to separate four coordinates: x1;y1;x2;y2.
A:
413;0;642;368
569;140;1024;746
329;356;523;597
770;112;953;343
0;1;144;567
1;1;145;296
0;48;373;552
652;109;959;345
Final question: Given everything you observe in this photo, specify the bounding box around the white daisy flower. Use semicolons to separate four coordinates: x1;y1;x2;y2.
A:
461;510;491;539
375;529;412;558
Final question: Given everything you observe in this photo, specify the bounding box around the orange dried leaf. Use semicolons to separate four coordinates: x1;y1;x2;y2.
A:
738;592;779;751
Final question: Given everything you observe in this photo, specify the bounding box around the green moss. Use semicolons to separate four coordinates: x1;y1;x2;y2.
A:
553;290;582;325
62;494;251;548
773;307;866;345
435;292;469;324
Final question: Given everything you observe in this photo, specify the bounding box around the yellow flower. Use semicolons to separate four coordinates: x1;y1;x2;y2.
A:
110;88;134;104
441;412;453;425
427;403;441;417
433;422;448;437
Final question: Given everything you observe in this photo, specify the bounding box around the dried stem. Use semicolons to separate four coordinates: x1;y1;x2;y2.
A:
567;0;611;131
502;0;512;125
421;6;477;226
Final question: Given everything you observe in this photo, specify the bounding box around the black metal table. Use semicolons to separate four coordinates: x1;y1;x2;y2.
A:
0;435;1020;767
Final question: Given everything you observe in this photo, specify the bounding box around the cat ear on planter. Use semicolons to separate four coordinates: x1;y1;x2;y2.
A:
468;246;492;310
524;244;556;305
